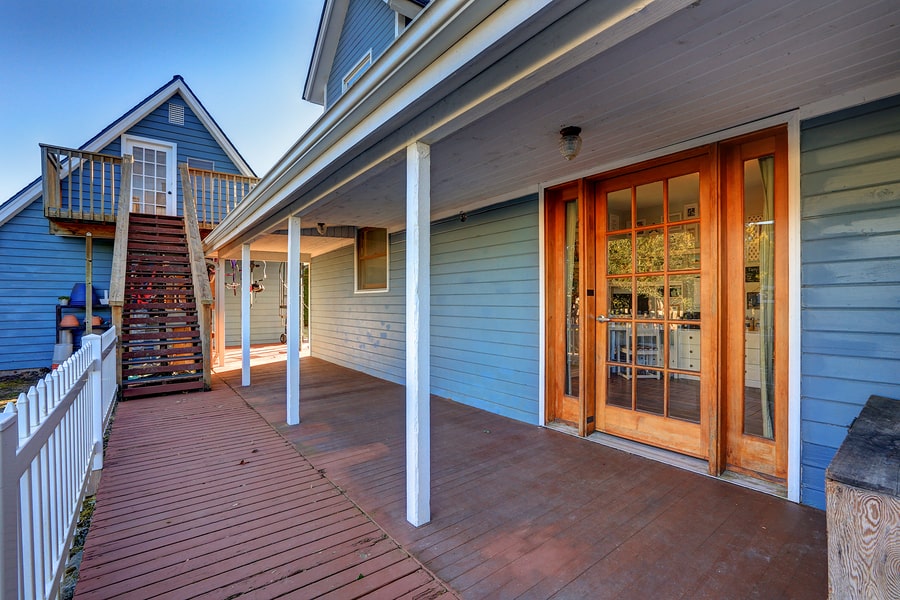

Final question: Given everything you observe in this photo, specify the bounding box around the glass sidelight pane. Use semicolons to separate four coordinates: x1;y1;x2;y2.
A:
608;188;631;230
564;201;579;397
744;156;775;439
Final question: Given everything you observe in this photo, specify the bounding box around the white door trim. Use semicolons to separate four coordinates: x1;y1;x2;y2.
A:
121;134;177;216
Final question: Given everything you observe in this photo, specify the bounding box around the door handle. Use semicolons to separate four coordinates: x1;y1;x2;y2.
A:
596;314;611;323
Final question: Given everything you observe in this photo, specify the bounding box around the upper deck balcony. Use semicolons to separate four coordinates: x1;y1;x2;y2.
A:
40;144;258;237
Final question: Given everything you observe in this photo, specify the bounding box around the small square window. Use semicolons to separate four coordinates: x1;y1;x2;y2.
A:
356;227;388;291
187;157;215;171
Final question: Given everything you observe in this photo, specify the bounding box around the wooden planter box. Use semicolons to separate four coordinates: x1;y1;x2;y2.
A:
825;395;900;599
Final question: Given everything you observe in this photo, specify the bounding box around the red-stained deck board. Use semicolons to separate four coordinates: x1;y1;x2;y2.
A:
216;349;827;600
74;379;453;599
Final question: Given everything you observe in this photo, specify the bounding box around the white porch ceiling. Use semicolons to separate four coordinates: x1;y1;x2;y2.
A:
229;0;900;257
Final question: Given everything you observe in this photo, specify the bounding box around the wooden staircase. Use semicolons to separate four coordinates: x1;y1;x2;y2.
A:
120;214;206;398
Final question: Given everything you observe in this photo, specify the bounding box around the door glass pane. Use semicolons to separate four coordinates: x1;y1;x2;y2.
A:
636;228;664;273
608;277;632;316
743;156;775;439
667;172;699;222
668;372;700;423
636;276;664;320
669;274;700;321
607;188;631;230
669;324;700;373
608;322;632;363
564;201;579;397
636;181;663;226
636;376;664;415
669;224;700;271
606;366;632;408
607;234;632;275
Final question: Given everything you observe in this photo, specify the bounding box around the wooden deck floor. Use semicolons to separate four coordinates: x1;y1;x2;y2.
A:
74;366;452;599
214;348;827;599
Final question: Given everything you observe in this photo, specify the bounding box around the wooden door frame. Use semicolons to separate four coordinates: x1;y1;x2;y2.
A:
718;126;790;481
543;127;790;484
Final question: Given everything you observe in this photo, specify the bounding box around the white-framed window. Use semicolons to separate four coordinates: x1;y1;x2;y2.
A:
355;227;389;292
342;50;372;93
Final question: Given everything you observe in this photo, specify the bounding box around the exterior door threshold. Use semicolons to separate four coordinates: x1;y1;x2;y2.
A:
545;423;788;499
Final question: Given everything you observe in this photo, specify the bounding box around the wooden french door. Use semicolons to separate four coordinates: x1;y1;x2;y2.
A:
592;152;713;459
545;128;789;483
721;129;789;481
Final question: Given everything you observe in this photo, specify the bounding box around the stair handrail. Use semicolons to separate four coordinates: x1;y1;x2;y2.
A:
109;155;133;388
179;163;213;389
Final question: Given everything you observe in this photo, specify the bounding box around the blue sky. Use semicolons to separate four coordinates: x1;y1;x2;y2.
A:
0;0;325;203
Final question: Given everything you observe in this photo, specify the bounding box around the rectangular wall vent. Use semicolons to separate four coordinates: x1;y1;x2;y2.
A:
168;103;185;126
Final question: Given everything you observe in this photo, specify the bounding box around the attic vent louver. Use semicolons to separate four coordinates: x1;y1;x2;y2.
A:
168;103;185;126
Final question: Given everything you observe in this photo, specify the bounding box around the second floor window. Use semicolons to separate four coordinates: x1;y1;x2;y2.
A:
343;50;372;93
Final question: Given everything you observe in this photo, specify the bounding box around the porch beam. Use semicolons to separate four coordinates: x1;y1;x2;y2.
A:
241;243;251;387
286;216;302;425
406;141;431;527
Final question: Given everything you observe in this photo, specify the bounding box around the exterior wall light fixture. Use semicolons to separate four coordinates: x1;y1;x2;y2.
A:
559;126;582;160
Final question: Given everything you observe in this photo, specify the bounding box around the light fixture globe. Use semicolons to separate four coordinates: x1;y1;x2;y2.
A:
559;126;582;160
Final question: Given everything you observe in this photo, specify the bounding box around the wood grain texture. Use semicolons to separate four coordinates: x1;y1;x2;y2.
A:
827;481;900;600
74;373;452;599
218;347;828;599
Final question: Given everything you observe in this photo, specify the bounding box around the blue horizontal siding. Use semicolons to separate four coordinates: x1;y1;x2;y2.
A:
0;91;245;372
798;93;900;509
310;196;541;424
0;200;113;371
326;0;395;108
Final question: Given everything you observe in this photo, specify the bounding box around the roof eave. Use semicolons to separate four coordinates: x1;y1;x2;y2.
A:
303;0;351;106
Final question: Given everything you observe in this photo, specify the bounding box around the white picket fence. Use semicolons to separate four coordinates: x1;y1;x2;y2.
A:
0;328;117;600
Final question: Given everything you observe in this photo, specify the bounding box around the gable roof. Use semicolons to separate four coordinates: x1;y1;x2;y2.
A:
303;0;350;106
0;75;255;227
303;0;429;106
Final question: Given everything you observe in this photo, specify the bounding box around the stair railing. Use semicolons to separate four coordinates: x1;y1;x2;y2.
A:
108;155;133;388
179;163;213;389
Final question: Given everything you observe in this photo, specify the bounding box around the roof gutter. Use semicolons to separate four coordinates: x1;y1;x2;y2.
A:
205;0;691;255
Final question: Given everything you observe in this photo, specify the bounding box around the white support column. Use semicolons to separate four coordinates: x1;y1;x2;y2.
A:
406;141;431;527
286;216;301;425
215;257;226;368
241;243;251;387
